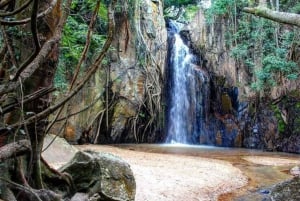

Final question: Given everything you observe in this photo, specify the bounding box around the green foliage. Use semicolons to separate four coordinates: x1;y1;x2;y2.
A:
182;5;199;21
281;0;300;13
291;3;300;13
163;1;200;23
164;0;197;8
207;0;234;15
230;43;249;60
61;16;86;66
54;61;68;91
271;105;286;133
54;2;107;91
204;0;247;23
71;0;108;19
206;0;300;92
251;54;298;91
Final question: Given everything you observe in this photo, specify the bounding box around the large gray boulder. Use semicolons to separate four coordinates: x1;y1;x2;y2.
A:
60;150;136;201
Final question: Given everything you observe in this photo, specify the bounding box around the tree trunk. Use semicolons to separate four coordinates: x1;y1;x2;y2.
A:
20;0;62;189
243;7;300;27
0;0;117;199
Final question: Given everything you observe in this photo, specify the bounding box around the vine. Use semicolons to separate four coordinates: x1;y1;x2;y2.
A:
129;0;164;142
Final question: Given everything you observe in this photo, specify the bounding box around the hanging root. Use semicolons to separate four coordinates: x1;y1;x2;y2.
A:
41;156;76;195
0;177;62;201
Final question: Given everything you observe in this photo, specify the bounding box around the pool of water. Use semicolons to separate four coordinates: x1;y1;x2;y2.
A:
113;144;300;200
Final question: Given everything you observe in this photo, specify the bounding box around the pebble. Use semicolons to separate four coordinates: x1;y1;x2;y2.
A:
259;189;270;194
290;166;300;176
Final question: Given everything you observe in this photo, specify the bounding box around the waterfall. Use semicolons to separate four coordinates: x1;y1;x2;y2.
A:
166;20;209;144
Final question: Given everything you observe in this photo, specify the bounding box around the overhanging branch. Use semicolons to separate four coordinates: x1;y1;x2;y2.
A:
243;6;300;27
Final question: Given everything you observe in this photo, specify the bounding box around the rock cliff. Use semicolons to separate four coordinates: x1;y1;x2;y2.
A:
62;0;167;144
185;8;300;153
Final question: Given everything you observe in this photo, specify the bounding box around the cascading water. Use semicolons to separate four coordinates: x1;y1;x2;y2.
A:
166;20;209;144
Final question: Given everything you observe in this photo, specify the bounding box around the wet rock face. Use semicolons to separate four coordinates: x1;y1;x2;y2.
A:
242;104;279;150
60;150;136;201
200;75;242;147
240;95;300;154
278;97;300;153
281;135;300;153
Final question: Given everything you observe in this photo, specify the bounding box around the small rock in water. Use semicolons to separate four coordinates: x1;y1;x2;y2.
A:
259;189;270;194
290;166;300;176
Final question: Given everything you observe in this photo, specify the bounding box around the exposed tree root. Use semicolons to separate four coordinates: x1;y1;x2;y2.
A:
0;140;31;162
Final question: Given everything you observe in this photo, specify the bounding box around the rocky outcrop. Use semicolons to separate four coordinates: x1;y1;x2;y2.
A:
234;176;300;201
60;0;167;144
98;0;167;143
277;95;300;153
271;177;300;201
183;8;300;153
60;150;136;201
185;11;253;99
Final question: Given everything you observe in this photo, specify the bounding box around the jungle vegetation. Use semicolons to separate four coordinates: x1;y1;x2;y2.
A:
0;0;299;200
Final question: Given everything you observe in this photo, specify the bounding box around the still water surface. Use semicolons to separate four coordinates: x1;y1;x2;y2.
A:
114;144;300;200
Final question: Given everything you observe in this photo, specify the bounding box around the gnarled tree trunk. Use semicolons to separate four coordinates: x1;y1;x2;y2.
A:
0;0;117;199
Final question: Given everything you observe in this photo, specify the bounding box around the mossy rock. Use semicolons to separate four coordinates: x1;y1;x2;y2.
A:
271;177;300;201
60;150;136;201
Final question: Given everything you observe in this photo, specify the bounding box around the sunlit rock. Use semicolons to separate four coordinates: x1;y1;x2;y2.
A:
290;166;300;176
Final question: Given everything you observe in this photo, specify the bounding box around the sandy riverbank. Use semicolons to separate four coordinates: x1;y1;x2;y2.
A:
77;145;247;201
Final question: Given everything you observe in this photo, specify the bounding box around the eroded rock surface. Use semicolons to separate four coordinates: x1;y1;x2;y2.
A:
271;176;300;201
60;150;136;201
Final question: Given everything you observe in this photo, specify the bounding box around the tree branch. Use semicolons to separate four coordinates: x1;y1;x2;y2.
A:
0;0;33;17
243;6;300;27
0;0;58;26
11;0;41;81
0;0;13;9
1;25;18;68
0;140;31;162
0;0;60;94
1;87;56;114
0;177;43;201
11;0;117;129
69;0;101;89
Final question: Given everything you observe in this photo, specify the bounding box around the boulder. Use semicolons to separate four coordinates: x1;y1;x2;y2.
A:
271;177;300;201
290;166;300;176
42;134;79;169
60;150;136;201
70;193;88;201
234;177;300;201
